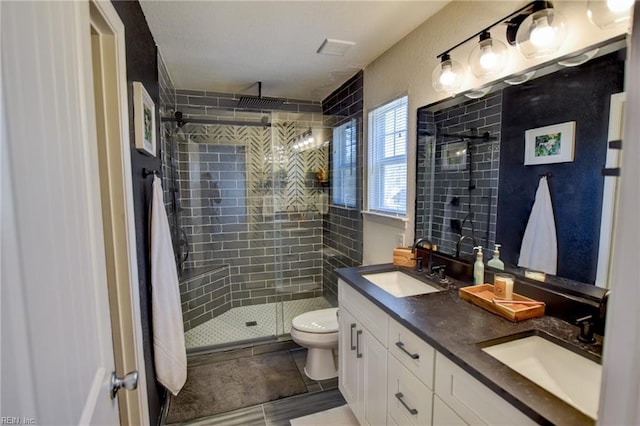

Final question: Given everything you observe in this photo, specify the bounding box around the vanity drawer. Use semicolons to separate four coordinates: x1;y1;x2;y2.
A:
339;280;389;347
387;353;433;426
388;318;435;389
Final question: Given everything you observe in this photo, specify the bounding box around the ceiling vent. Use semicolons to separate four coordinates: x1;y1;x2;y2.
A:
317;38;356;56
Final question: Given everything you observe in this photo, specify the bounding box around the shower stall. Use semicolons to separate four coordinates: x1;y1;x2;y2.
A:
161;107;335;351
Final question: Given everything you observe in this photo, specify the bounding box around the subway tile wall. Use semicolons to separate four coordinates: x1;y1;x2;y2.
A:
167;89;327;325
322;71;364;302
416;93;502;257
158;53;179;252
158;67;364;329
180;266;231;332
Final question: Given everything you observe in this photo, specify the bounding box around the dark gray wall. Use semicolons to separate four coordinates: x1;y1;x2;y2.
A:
322;71;364;301
110;1;164;423
497;51;624;284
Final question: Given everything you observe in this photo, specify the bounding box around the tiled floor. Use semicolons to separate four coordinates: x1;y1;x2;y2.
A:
168;347;344;426
185;297;334;349
180;389;346;426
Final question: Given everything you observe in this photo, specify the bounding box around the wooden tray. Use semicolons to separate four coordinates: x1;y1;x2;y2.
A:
458;284;545;322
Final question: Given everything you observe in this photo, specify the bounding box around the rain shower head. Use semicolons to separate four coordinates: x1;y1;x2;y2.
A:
237;82;285;110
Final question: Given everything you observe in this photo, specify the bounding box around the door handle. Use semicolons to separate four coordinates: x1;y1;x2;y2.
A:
350;323;356;350
110;370;138;400
356;330;363;358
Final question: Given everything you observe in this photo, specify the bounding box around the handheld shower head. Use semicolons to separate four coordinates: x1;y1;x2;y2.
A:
175;111;186;128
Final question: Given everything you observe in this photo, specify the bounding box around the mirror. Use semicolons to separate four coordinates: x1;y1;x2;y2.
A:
415;36;626;290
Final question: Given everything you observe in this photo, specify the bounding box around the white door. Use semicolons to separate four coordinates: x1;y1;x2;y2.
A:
1;1;120;423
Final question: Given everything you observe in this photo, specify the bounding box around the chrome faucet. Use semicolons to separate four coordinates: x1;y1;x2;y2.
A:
455;235;477;258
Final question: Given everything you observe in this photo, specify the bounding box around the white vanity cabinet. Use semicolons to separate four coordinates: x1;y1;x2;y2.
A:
338;279;535;426
339;280;389;426
434;353;536;425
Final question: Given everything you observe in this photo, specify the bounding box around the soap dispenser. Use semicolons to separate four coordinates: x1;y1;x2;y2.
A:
473;246;484;285
487;244;505;270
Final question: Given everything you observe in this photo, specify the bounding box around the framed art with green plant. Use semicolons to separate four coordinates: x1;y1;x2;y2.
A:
524;121;575;165
133;81;156;157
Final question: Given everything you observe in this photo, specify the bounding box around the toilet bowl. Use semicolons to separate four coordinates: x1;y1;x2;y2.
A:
290;307;339;380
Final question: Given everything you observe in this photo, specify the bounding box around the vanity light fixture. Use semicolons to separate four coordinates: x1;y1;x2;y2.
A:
468;31;509;78
503;71;536;85
464;86;493;99
513;2;567;59
431;53;465;93
557;48;600;67
431;1;570;94
587;0;634;30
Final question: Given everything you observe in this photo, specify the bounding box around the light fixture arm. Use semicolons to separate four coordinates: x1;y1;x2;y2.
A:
436;1;552;59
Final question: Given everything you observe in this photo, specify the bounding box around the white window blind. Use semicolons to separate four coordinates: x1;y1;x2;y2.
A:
332;119;357;207
367;96;408;216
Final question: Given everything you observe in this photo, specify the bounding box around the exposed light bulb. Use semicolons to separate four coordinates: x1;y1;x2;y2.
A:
479;45;498;70
468;32;508;79
432;54;465;93
439;64;456;87
607;0;633;12
530;16;554;49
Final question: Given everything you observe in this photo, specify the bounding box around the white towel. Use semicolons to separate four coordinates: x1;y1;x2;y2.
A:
518;176;558;275
262;195;274;216
150;176;187;395
317;193;329;214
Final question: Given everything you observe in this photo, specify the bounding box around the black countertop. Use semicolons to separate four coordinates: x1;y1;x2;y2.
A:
336;263;604;425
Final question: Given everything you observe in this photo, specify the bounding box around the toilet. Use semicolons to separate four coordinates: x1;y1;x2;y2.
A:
290;307;339;380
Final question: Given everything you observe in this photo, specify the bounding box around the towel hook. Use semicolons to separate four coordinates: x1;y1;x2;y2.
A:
143;168;159;178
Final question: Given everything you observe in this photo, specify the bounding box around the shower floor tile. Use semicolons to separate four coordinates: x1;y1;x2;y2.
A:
185;297;333;349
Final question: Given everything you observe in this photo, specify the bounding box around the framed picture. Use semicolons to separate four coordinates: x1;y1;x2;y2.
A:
524;121;575;165
441;141;468;170
133;81;156;157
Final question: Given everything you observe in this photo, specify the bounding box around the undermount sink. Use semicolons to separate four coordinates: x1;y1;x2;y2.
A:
480;331;602;420
361;270;442;297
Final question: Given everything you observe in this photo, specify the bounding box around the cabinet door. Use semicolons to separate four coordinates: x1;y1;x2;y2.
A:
435;352;536;425
338;306;359;411
361;327;388;426
433;395;466;426
339;280;388;346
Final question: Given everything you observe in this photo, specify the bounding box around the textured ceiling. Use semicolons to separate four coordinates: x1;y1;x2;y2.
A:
139;1;449;101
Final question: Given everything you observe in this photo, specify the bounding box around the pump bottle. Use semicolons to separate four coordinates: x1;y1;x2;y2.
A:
473;246;484;285
487;244;505;270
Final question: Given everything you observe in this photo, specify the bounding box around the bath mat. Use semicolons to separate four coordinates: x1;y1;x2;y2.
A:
290;405;358;426
165;350;307;423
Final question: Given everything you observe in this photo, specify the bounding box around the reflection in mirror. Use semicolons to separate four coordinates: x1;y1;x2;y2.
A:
416;36;626;289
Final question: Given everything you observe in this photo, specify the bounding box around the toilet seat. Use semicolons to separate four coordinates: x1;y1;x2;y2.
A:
292;307;338;333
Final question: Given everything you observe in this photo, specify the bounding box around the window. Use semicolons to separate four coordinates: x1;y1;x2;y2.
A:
332;119;357;207
367;96;408;216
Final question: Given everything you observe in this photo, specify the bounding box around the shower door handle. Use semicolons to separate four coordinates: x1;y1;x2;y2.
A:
350;323;357;351
356;330;363;358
